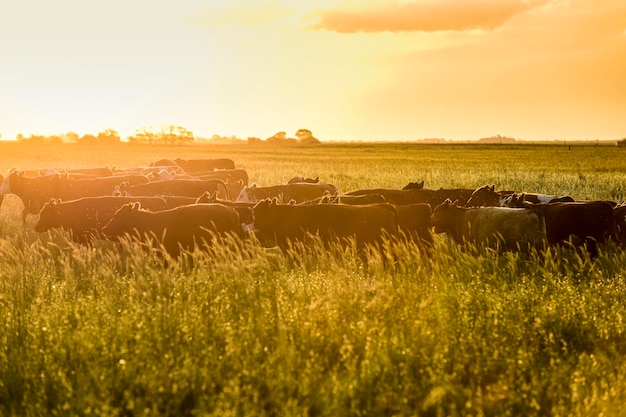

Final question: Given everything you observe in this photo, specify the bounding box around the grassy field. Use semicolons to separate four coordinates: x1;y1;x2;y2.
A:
2;141;626;416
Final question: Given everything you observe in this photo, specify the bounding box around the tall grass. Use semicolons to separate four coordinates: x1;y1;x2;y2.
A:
2;142;626;416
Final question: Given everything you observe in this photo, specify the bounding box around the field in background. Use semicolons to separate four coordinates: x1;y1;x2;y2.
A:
2;142;626;416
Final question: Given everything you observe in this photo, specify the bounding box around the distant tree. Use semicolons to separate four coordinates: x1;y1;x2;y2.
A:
247;136;262;144
128;127;156;145
16;133;25;141
96;129;121;144
158;125;194;145
295;128;320;144
127;125;194;145
266;131;297;145
618;138;626;147
267;131;287;142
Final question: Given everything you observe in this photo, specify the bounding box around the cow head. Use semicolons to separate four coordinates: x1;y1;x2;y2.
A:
466;184;499;207
34;198;63;232
430;198;462;234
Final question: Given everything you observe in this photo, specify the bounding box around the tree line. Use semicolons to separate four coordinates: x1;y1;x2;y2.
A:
4;126;321;145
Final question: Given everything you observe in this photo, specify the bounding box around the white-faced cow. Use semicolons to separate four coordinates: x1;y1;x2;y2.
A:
250;198;398;256
430;199;547;251
35;196;169;245
237;182;338;204
102;202;241;258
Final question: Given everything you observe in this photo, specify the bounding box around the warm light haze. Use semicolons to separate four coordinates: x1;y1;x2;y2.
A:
1;0;625;142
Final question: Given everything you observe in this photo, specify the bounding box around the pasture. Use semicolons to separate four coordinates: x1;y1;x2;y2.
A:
2;141;626;416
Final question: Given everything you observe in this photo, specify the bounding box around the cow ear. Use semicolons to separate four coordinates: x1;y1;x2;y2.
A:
490;184;495;192
131;202;141;211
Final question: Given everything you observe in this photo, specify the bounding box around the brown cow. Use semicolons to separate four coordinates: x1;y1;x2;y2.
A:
236;182;338;204
250;198;398;256
117;179;230;200
343;188;434;205
102;202;241;258
1;170;70;221
35;196;169;244
524;201;616;257
431;199;547;251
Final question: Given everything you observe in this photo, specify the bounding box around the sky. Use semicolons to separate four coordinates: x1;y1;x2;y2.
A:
1;0;625;142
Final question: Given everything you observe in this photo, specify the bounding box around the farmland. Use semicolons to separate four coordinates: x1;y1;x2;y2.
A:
1;141;626;416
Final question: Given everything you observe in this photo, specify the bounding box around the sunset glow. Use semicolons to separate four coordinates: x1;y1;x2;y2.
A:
1;0;624;141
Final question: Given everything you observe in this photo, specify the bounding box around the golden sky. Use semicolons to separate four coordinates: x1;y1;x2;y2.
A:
1;0;624;141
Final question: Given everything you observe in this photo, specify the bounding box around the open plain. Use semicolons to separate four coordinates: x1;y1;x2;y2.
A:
2;141;626;416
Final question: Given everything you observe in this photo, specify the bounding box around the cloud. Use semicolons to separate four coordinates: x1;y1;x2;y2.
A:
312;0;552;33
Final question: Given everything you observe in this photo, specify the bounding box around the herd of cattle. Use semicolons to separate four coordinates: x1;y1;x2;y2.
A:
1;157;625;260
